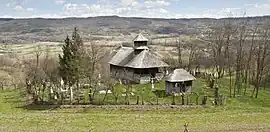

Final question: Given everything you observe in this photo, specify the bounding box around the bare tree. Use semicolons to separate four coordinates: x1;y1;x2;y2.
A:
186;42;198;72
234;19;248;96
175;37;183;67
24;45;44;104
205;25;227;79
243;26;258;95
21;45;60;104
82;41;107;104
223;19;236;97
251;26;270;98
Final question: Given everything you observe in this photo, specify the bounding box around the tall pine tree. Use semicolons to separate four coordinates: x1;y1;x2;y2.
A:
59;27;84;87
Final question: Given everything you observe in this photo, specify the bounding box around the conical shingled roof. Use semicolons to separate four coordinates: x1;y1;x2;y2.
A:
133;33;149;42
165;69;196;82
125;50;169;68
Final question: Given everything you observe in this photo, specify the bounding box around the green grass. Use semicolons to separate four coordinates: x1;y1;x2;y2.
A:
1;78;270;131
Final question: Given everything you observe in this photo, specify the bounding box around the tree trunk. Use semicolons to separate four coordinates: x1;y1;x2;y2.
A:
114;95;118;104
89;91;92;104
90;88;97;105
171;94;175;105
136;96;139;105
102;87;110;103
177;40;182;68
186;95;189;105
141;95;144;105
255;85;259;98
263;78;267;90
214;86;219;105
229;68;232;97
41;83;46;104
181;94;185;105
243;69;248;96
1;82;3;91
125;85;130;105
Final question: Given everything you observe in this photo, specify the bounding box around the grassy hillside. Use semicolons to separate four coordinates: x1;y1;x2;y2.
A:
0;78;270;131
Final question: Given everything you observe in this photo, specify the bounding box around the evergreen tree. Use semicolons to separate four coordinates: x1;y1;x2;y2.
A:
59;27;84;87
59;36;72;86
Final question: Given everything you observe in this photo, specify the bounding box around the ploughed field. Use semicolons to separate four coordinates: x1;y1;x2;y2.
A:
0;78;270;132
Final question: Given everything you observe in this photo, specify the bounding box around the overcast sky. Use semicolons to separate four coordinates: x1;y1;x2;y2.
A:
1;0;270;18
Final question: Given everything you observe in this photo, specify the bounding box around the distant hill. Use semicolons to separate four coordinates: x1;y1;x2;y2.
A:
0;15;269;44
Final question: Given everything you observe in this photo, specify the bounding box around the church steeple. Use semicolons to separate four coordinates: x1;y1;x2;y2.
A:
133;33;149;51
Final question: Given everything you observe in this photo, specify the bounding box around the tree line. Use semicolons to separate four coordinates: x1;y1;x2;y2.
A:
165;17;270;98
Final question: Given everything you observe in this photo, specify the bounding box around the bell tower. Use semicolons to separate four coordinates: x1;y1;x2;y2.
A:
133;33;149;54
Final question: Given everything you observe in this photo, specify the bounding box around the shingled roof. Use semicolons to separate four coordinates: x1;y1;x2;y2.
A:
108;47;134;66
109;33;168;69
109;47;168;68
125;50;169;68
165;69;196;82
133;33;149;42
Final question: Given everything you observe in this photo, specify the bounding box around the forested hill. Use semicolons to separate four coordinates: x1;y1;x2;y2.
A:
0;15;269;44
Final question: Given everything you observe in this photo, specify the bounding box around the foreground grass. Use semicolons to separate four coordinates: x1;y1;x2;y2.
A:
0;88;270;132
1;107;270;132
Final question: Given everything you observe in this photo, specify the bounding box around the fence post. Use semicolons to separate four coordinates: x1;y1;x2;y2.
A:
171;93;176;105
136;96;139;105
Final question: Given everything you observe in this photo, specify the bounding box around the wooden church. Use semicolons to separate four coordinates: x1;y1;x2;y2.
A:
109;33;169;84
